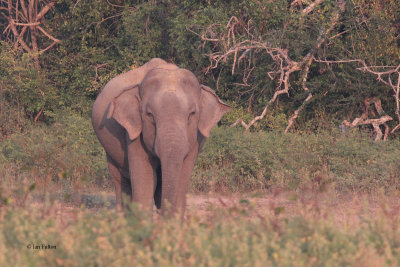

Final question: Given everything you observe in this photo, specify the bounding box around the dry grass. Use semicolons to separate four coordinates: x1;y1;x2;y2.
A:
1;172;400;266
14;184;400;235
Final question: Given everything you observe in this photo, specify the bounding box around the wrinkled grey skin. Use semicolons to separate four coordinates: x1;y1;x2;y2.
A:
91;58;231;215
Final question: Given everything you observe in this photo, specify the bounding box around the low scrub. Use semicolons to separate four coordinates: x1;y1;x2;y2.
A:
2;113;400;193
0;111;109;193
193;127;400;193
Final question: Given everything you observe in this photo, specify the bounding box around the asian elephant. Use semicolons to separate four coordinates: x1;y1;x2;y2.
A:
91;58;231;215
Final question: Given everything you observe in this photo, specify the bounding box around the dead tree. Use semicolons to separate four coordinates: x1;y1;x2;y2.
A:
0;0;60;122
342;98;392;141
357;64;400;134
315;58;400;140
192;0;345;132
0;0;60;68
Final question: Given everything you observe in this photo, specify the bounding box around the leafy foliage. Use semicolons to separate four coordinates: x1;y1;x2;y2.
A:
1;0;399;132
0;110;108;189
2;114;400;194
193;126;400;192
0;42;57;135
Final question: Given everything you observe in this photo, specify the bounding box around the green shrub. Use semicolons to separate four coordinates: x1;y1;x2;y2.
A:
0;42;57;128
2;113;399;194
193;127;400;193
0;110;108;189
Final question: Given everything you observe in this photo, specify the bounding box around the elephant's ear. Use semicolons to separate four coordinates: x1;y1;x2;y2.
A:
107;84;142;140
198;85;231;138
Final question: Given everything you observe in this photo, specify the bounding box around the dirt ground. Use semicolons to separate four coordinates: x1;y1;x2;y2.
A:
34;189;400;229
187;191;400;226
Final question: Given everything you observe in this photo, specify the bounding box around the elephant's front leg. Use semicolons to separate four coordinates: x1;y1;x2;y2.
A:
106;154;132;211
127;136;156;212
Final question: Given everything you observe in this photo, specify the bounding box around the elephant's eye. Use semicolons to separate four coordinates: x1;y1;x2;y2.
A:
147;112;155;122
188;111;196;122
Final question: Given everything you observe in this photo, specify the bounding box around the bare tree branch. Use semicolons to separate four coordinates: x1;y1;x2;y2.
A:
11;21;40;26
285;93;313;133
192;0;347;131
1;0;60;64
0;0;59;122
35;2;55;21
20;0;28;18
223;0;345;132
317;58;400;136
342;98;393;141
302;0;324;16
37;25;60;43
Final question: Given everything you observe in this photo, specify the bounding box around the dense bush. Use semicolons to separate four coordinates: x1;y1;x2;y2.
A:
193;127;400;193
2;1;399;133
0;42;57;136
0;111;108;190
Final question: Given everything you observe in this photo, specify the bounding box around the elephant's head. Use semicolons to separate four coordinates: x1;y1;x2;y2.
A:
106;67;230;210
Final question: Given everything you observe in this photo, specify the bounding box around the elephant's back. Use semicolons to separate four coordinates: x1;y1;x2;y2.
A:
94;58;177;107
95;69;144;105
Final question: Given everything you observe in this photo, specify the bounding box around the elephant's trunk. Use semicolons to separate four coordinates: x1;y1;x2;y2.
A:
159;153;184;213
155;125;190;214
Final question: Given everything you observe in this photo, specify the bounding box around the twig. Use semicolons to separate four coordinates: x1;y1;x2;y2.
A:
93;63;109;82
285;93;313;133
302;0;324;16
37;26;60;43
34;107;44;122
